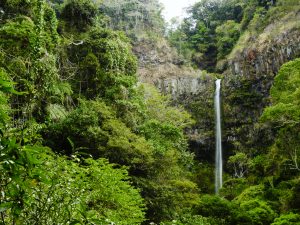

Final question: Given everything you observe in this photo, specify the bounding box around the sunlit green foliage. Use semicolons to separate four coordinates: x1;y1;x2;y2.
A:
238;199;277;224
67;28;137;101
261;58;300;125
161;215;211;225
220;178;249;200
100;0;165;40
142;84;194;129
0;144;145;224
195;195;234;223
44;99;154;171
168;0;244;71
0;0;63;122
0;69;13;126
216;20;240;60
261;59;300;174
272;213;300;225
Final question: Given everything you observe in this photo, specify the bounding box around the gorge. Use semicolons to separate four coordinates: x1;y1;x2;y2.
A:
0;0;300;224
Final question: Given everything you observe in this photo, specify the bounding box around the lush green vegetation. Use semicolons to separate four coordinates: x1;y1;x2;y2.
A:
100;0;165;41
168;0;299;72
168;0;246;71
0;0;300;224
0;0;196;223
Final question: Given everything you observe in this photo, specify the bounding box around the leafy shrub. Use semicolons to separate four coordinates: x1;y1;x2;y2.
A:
260;59;300;175
216;20;240;60
0;143;146;224
67;27;137;101
0;1;62;122
0;0;37;17
272;213;300;225
61;0;98;31
261;58;300;124
160;214;211;225
0;17;37;56
44;99;154;174
0;69;13;126
220;178;248;200
195;195;234;222
234;185;265;203
238;199;277;224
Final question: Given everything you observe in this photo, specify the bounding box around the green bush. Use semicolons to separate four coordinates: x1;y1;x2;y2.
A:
61;0;98;31
195;195;234;222
238;199;277;224
216;20;240;60
161;214;211;225
234;185;265;203
0;0;37;17
0;143;146;224
260;59;300;177
272;213;300;225
220;178;248;200
44;99;154;173
0;1;62;122
0;69;13;126
66;27;137;101
0;17;37;56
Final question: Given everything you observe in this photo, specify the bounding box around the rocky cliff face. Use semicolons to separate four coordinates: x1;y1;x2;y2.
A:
155;74;216;161
134;37;202;83
155;74;212;99
223;10;300;153
228;30;300;79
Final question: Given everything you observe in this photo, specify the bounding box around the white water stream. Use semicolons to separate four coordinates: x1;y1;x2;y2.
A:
215;79;223;194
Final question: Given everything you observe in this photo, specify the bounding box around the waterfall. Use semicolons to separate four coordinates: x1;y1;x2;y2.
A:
215;79;223;194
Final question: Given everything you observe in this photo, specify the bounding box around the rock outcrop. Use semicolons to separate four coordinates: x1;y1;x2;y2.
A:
155;74;213;99
223;10;300;153
134;37;201;83
228;29;300;79
155;74;216;161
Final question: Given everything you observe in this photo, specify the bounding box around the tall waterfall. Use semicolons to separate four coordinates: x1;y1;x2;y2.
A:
215;79;223;194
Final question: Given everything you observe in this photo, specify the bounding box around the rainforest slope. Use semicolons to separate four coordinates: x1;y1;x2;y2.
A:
0;0;300;225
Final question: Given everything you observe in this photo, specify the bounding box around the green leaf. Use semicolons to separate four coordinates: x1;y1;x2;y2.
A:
0;202;13;212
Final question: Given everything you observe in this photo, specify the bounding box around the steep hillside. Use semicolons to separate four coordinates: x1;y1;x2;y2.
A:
135;38;202;82
223;0;300;157
101;0;201;83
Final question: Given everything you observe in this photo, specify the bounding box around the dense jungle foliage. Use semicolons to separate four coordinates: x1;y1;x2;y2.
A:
0;0;300;224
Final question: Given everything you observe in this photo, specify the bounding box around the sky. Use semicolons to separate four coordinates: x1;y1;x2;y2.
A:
159;0;198;23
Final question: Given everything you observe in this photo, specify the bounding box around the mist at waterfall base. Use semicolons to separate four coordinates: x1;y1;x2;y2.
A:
215;79;223;194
